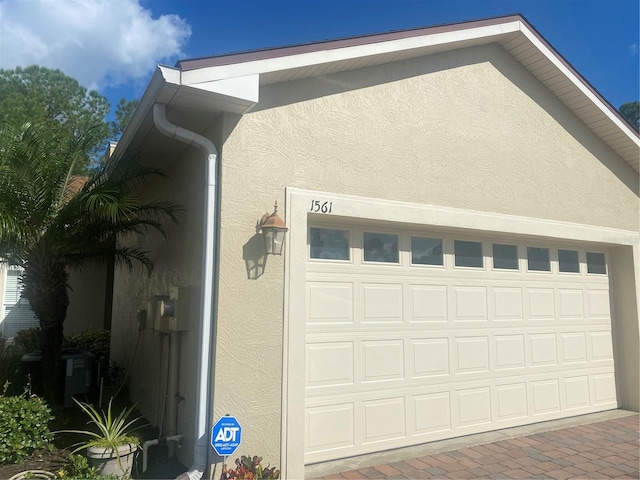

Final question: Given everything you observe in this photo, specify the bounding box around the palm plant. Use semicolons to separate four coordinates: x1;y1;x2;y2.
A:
61;398;144;476
0;120;182;404
64;397;143;451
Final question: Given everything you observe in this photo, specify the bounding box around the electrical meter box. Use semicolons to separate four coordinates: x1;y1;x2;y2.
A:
168;286;194;331
150;294;170;332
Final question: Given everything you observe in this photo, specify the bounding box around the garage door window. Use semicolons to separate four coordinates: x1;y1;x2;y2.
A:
493;244;518;270
411;237;443;266
558;249;580;273
587;252;606;274
309;228;350;260
364;233;398;263
454;240;483;268
527;246;550;271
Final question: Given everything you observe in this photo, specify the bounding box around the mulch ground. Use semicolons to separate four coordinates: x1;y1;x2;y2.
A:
0;448;69;478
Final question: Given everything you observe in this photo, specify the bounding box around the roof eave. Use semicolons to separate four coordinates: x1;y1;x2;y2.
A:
118;14;639;173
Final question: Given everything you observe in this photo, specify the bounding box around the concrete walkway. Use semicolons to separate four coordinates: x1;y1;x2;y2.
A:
306;410;639;479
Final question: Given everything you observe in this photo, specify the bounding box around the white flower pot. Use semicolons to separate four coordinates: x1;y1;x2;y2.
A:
87;443;138;476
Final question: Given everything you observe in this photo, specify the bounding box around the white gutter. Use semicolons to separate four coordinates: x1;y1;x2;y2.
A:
153;103;217;480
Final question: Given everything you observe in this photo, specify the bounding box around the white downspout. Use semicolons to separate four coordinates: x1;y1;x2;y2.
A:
153;103;217;480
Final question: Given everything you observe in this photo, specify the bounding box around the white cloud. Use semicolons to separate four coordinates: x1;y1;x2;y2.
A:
0;0;191;90
629;43;639;56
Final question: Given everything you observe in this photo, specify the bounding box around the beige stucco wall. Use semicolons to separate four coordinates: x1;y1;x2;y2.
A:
212;42;639;466
110;149;207;466
65;265;109;335
610;245;640;410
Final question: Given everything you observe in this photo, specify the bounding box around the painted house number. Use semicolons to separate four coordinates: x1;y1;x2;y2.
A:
310;200;333;214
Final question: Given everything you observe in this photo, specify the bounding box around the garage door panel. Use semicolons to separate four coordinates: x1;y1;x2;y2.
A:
410;285;448;322
492;287;524;320
495;383;528;421
410;338;450;378
361;340;405;383
586;289;611;318
563;375;590;410
306;403;355;453
307;282;354;324
455;387;492;427
529;333;558;367
527;288;556;319
412;392;452;435
305;226;617;463
592;373;616;405
362;397;406;444
558;289;586;319
589;331;614;361
454;336;490;374
495;335;526;370
361;283;403;323
560;332;588;364
452;286;488;321
530;379;561;415
304;370;615;461
306;342;354;388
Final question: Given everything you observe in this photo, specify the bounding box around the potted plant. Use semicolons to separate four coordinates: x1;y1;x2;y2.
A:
61;397;143;477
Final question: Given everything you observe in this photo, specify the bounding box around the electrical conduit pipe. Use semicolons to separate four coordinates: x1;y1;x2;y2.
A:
142;435;184;473
153;103;217;480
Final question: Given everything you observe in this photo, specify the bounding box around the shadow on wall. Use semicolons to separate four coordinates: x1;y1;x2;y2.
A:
243;234;268;280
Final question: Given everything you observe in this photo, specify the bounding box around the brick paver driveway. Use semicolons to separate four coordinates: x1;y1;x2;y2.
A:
309;413;639;479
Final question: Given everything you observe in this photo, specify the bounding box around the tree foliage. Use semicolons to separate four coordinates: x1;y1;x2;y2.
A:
110;98;139;140
0;66;112;169
0;120;182;404
619;101;639;131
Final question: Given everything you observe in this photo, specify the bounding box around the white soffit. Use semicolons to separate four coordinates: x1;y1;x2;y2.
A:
176;16;639;172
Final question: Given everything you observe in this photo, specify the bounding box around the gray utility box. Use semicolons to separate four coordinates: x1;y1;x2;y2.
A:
22;348;92;407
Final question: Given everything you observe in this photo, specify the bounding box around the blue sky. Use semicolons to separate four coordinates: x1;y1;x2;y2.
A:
136;0;639;110
1;0;638;118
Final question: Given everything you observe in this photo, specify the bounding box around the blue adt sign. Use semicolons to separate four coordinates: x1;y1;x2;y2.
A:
211;416;242;456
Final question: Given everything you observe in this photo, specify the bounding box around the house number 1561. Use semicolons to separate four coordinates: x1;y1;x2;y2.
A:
310;200;333;214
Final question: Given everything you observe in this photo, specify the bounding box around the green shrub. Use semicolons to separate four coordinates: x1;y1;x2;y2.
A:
0;346;25;396
0;336;26;395
0;384;54;464
56;453;120;479
13;328;42;353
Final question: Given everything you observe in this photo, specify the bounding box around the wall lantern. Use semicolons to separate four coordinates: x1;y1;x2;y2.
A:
258;201;288;255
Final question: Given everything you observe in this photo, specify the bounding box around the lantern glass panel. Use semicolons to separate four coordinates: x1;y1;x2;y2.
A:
272;229;286;255
263;229;275;254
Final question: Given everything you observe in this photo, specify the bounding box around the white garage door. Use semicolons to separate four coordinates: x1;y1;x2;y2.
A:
304;224;617;463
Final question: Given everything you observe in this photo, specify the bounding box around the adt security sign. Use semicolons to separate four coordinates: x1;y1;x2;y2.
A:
211;416;242;456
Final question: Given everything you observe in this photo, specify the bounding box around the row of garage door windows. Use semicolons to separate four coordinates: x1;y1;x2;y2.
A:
309;227;607;274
